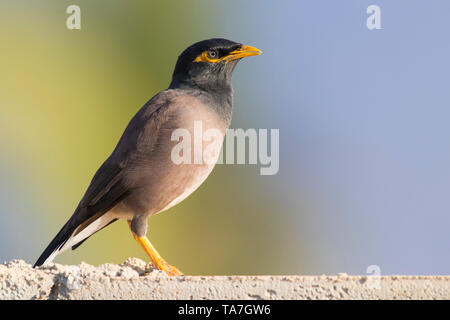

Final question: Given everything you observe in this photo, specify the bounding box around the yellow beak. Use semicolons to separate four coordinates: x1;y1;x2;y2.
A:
223;45;262;62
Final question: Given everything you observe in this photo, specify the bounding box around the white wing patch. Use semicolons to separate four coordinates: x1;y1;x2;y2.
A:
41;211;117;265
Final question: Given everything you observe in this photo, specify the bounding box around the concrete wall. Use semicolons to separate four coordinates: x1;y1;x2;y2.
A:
0;259;449;299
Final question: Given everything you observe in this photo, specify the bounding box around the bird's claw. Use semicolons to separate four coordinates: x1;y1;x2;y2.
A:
159;261;184;276
144;260;183;276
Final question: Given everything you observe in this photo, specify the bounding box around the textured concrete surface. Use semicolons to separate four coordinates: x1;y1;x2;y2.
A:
0;258;449;299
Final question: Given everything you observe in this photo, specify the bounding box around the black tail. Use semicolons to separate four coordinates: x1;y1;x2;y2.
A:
33;219;77;267
33;211;119;267
33;174;129;267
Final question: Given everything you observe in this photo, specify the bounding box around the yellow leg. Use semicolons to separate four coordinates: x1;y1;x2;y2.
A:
127;221;183;276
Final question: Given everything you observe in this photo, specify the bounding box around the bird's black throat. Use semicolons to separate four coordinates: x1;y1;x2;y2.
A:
167;38;246;125
169;60;238;125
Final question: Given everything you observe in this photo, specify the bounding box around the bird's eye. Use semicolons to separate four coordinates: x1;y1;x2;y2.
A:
207;49;218;59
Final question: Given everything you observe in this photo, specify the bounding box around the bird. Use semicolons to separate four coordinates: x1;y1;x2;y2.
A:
33;38;261;276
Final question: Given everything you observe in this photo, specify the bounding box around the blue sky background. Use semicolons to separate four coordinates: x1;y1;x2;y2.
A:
224;0;450;274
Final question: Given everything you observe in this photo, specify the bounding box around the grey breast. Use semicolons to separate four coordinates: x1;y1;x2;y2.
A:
110;89;229;220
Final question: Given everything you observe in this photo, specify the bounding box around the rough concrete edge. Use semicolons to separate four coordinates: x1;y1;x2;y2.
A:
1;259;450;300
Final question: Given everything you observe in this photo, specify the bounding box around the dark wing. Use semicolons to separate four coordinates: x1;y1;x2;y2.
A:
33;90;175;267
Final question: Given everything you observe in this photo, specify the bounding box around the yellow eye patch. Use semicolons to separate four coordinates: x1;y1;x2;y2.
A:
194;51;221;63
194;45;262;64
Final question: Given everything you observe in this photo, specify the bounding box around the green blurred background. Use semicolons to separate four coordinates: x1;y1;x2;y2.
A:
3;1;450;276
0;0;304;275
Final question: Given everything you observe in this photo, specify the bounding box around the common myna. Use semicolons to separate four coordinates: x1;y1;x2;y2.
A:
34;38;261;276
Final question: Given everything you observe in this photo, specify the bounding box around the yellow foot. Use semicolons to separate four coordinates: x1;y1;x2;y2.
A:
127;221;184;277
158;260;184;276
144;263;183;276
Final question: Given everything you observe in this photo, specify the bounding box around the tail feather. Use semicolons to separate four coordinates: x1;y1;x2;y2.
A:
33;210;117;267
33;220;77;267
71;218;117;250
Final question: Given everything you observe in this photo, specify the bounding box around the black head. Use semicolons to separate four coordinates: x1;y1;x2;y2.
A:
169;38;261;93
